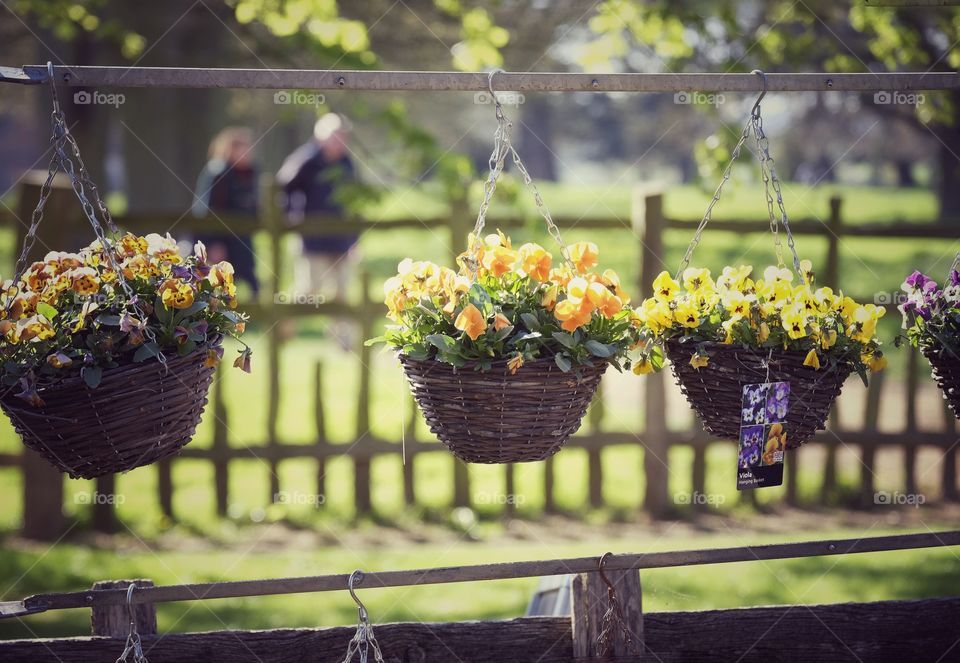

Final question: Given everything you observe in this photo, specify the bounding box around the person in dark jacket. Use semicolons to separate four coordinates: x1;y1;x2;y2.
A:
276;113;357;303
192;127;260;294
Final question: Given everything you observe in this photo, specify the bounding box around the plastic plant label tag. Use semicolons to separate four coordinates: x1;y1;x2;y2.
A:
737;381;788;490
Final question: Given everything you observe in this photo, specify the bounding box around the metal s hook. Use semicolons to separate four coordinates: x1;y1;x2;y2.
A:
487;68;507;119
750;69;768;117
598;552;616;597
125;582;138;629
348;570;369;622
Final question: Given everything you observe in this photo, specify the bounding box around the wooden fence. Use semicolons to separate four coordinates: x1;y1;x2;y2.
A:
1;530;959;661
1;174;959;537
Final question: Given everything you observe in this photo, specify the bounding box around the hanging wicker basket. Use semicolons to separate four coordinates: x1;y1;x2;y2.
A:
1;343;218;479
923;346;960;418
666;340;850;447
400;354;606;463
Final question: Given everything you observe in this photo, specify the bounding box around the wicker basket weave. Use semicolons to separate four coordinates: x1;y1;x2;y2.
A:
399;354;606;463
923;346;960;418
666;340;850;448
0;345;217;479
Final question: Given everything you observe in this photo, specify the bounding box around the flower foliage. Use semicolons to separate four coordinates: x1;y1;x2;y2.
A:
898;268;960;353
372;231;639;373
0;233;250;405
633;260;887;383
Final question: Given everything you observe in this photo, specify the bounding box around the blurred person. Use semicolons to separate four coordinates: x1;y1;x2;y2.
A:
192;127;260;295
276;113;358;303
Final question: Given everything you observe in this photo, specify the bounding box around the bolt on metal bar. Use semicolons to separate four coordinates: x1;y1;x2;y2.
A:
1;65;958;92
0;530;956;619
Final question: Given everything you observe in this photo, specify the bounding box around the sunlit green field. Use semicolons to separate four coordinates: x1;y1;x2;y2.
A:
1;182;958;641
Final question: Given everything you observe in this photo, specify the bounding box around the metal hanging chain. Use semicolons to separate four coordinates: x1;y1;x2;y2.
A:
467;69;571;280
595;553;641;657
341;571;385;663
674;110;755;280
115;584;149;663
675;70;805;281
750;90;804;279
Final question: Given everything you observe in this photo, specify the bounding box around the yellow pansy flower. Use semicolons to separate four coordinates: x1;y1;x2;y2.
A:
568;241;599;273
689;351;709;369
721;290;751;320
781;302;809;340
674;299;700;328
682;267;713;293
652;271;680;302
518;243;552;282
862;351;887;372
803;348;821;369
554;298;593;332
632;355;654;374
159;279;196;310
454;303;487;340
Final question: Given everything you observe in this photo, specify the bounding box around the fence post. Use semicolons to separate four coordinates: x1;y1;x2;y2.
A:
860;369;884;507
92;475;117;534
820;195;843;505
17;176;67;541
403;393;417;506
261;175;283;503
354;270;373;516
587;385;605;509
449;194;472;509
212;365;230;516
571;568;643;659
315;362;328;505
635;188;670;518
904;347;919;496
943;403;958;502
91;580;156;638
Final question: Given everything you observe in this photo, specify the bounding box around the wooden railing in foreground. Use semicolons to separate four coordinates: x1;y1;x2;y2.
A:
1;530;958;662
1;175;959;538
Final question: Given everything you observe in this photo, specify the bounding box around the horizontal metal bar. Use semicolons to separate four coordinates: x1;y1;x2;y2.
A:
4;530;956;618
4;65;959;92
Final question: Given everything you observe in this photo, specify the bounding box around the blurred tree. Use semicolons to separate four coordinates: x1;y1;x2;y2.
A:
578;0;960;217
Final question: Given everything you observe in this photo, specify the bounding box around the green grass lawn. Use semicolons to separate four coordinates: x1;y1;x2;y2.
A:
0;181;958;641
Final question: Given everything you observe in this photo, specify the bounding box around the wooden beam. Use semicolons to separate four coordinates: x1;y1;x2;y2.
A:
10;531;959;614
3;598;959;662
11;66;960;93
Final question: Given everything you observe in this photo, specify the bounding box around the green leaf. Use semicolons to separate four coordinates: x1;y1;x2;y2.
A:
468;284;494;316
95;314;122;327
134;342;160;363
520;313;541;332
585;340;613;358
551;331;576;349
364;336;387;346
82;366;102;389
493;325;514;342
36;302;58;320
554;353;572;372
173;301;208;324
426;334;457;352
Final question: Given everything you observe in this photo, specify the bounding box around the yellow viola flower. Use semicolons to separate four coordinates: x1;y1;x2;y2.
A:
814;287;837;313
46;352;72;369
566;276;592;306
717;265;753;292
691;288;719;312
758;322;770;343
568;241;599;273
848;304;885;344
159;279;196;310
507;353;524;374
68;267;100;296
595;291;623;319
721;290;751;320
17;314;55;342
493;312;512;331
762;265;793;285
689;351;709;369
118;233;148;257
637;298;673;335
721;318;738;344
632;355;655;375
482;245;519;277
600;269;630;304
454;303;487;340
681;267;713;293
541;284;559;311
757;279;792;309
862;351;887;372
554;298;593;332
799;259;815;285
781;302;809;340
838;295;859;325
652;271;680;302
518;243;552;281
819;327;838;350
674;299;700;328
803;348;821;369
548;265;574;288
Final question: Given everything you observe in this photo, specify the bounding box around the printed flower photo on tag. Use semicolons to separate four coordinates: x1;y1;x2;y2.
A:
738;381;788;490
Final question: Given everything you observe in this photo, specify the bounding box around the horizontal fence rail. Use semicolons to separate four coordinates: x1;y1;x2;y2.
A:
2;66;959;92
2;530;957;615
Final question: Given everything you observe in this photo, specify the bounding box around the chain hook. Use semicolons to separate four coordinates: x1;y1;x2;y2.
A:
348;570;369;623
750;69;767;118
598;552;616;596
125;582;137;630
